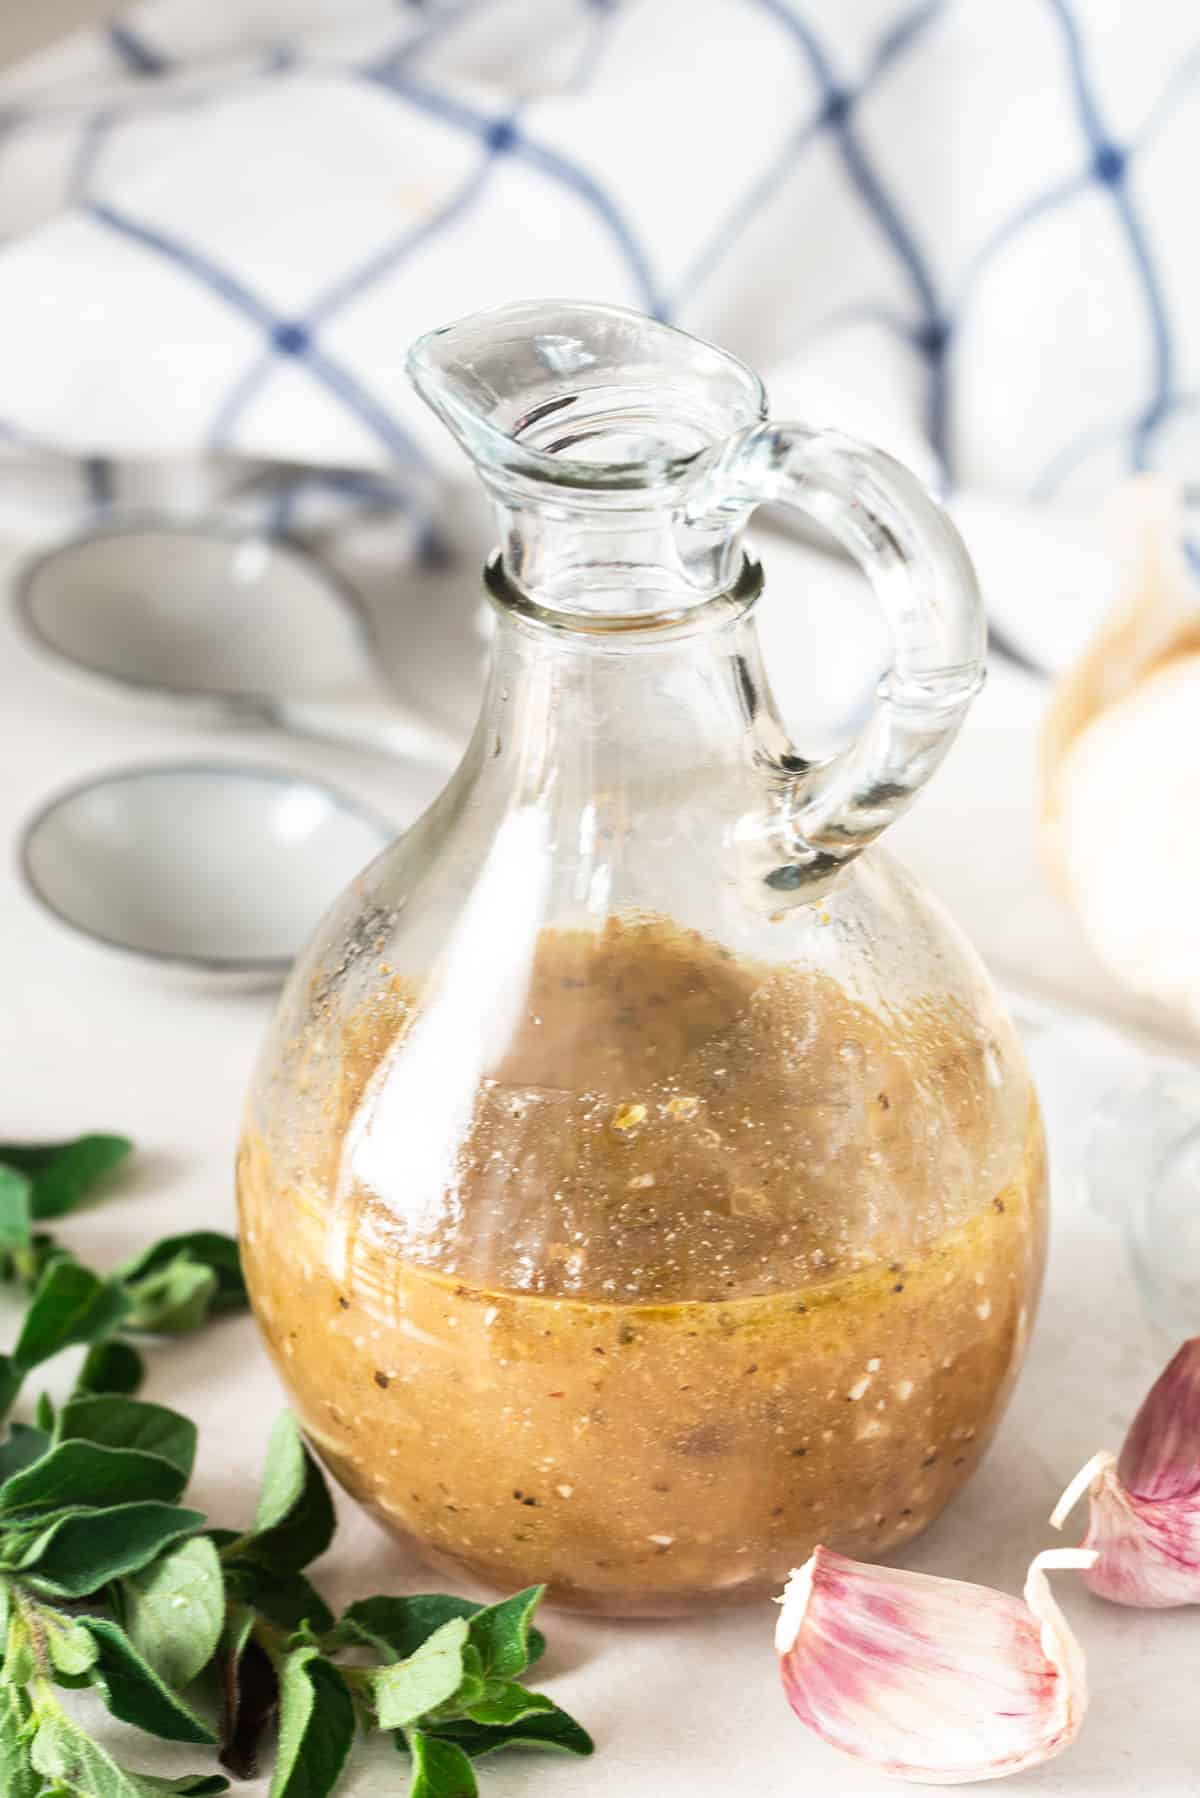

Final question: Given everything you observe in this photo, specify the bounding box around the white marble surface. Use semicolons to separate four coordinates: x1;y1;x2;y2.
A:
1;526;1196;1795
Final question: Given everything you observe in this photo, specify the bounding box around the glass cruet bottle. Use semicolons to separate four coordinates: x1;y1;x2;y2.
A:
238;300;1046;1618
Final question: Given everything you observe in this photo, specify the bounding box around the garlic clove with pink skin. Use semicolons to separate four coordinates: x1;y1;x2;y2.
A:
1117;1331;1200;1501
775;1544;1096;1785
1052;1336;1200;1607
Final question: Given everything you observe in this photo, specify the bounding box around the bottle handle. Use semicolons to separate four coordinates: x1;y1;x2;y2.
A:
699;422;986;896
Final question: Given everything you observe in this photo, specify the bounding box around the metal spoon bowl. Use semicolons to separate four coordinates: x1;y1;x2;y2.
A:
19;761;393;989
14;517;462;768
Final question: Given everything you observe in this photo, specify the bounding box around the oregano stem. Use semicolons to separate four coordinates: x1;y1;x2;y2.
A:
13;1588;52;1683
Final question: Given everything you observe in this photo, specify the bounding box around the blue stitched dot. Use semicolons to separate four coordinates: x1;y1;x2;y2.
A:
915;317;950;358
821;87;852;128
417;521;454;569
1092;141;1126;185
272;322;310;356
486;117;518;153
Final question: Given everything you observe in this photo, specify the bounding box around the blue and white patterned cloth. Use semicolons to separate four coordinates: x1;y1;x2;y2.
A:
1;0;1197;670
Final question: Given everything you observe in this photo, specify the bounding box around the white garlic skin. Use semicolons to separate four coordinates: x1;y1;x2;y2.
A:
1070;1456;1200;1607
775;1544;1094;1784
1054;655;1200;1033
1053;1337;1200;1607
1039;477;1200;1034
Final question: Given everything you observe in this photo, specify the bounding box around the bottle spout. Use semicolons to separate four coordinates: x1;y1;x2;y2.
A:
407;299;766;498
407;301;767;618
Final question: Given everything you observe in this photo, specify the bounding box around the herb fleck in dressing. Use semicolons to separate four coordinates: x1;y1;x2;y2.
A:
239;917;1046;1616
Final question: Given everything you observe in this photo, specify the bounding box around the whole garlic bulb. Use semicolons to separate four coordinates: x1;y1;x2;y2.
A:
1041;477;1200;1029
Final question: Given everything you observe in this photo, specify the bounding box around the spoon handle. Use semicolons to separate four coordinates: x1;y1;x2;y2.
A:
269;688;463;772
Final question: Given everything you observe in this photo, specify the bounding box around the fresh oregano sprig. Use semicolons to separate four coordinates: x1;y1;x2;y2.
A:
0;1405;591;1796
0;1137;249;1422
0;1134;593;1795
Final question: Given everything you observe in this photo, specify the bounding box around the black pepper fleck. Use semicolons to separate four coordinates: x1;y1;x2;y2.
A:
373;1371;390;1389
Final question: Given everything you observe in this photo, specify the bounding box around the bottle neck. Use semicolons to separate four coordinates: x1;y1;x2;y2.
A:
486;480;749;620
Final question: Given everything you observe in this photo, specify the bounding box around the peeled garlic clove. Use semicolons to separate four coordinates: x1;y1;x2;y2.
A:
1052;1337;1200;1606
775;1544;1095;1784
1040;477;1200;1028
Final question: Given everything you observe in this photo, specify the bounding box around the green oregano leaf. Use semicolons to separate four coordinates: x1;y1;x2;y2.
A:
0;1169;32;1254
408;1731;479;1798
73;1340;146;1399
122;1261;219;1336
83;1616;216;1745
43;1608;101;1677
128;1778;230;1796
0;1440;188;1513
421;1706;595;1760
335;1592;545;1667
0;1361;25;1424
269;1644;354;1798
0;1423;51;1483
31;1701;217;1798
464;1585;546;1680
31;1707;141;1798
0;1136;132;1221
372;1617;469;1730
118;1235;246;1328
238;1414;334;1574
250;1413;310;1533
13;1261;130;1373
0;1678;39;1798
56;1396;196;1482
18;1501;205;1596
120;1535;224;1691
462;1682;556;1728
